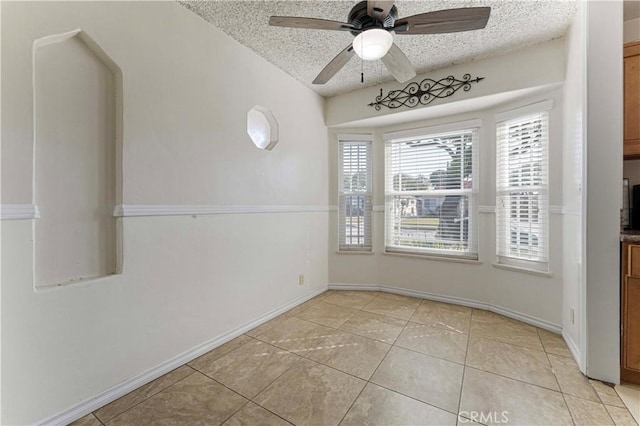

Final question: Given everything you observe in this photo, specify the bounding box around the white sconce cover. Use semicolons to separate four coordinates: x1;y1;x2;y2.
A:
247;105;279;151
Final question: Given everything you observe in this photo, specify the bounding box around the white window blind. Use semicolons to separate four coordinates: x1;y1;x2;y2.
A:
384;126;478;259
339;139;372;251
496;110;549;269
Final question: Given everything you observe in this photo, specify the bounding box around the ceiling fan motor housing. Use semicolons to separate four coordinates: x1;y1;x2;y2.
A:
267;3;491;85
348;0;398;36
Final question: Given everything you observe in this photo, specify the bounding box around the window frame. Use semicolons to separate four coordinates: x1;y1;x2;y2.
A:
337;134;373;252
495;100;552;272
383;120;480;260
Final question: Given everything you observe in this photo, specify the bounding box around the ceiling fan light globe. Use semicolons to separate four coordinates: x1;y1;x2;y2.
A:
352;28;393;61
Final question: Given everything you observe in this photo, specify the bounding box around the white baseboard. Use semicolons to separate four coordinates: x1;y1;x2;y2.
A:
328;283;381;292
562;329;585;373
489;304;561;334
378;285;488;311
36;286;327;426
328;283;562;333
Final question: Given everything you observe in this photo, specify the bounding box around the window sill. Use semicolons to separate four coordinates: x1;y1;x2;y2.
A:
492;262;553;277
336;250;375;255
383;251;481;265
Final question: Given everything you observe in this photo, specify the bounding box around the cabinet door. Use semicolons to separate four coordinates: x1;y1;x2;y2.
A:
629;245;640;277
624;44;640;157
623;276;640;373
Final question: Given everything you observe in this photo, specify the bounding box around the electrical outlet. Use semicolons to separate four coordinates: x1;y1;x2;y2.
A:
299;274;305;286
570;308;575;324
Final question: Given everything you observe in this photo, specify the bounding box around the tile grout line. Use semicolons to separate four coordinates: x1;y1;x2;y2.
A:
363;380;466;418
456;308;475;423
297;292;622;424
202;367;295;426
241;399;295;426
91;412;105;426
538;328;578;426
392;336;467;367
455;331;574;399
86;291;377;425
200;352;304;423
217;399;252;425
294;294;391;382
336;304;400;426
469;326;549;351
188;337;258;387
462;310;490;426
611;387;640;424
246;301;362;425
462;327;574;393
335;378;368;425
462;364;568;395
339;308;408;345
94;290;589;426
189;336;256;373
249;319;335;352
92;365;198;423
336;295;481;420
362;305;471;420
99;368;200;424
467;321;547;352
576;358;621;425
188;334;303;424
470;334;554;355
539;328;618;418
285;294;373;425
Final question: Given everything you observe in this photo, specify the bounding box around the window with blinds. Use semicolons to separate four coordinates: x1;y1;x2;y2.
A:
496;106;549;270
338;138;372;251
384;124;478;259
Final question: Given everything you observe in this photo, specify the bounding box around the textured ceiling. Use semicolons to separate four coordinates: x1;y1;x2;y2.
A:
180;0;577;98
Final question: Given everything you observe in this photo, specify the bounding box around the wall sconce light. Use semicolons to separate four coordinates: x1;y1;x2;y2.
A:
247;105;279;151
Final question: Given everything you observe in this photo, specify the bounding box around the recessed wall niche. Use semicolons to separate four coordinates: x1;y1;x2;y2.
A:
33;29;122;288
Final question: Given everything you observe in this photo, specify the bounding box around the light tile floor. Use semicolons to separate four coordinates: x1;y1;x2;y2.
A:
617;382;640;424
71;290;639;426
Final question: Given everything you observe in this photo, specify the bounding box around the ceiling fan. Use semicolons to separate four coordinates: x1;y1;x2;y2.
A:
268;1;491;85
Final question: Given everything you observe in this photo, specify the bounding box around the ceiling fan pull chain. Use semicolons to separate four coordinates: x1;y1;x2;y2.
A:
361;36;365;83
268;4;491;85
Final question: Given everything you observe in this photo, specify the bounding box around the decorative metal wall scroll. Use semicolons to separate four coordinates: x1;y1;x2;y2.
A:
368;74;484;110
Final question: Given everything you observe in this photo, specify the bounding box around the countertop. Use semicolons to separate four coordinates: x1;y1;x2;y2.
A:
621;230;640;242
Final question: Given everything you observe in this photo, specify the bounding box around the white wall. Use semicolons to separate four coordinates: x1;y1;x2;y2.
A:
34;31;119;288
624;17;640;43
1;2;328;424
585;1;623;383
327;49;566;328
562;1;587;370
325;38;567;127
327;3;626;384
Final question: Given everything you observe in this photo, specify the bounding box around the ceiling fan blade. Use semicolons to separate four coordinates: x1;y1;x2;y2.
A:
367;1;394;20
313;45;355;85
394;7;490;35
269;16;355;32
381;43;416;83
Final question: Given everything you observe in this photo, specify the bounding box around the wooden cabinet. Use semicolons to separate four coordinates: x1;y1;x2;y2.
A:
624;42;640;158
621;242;640;384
